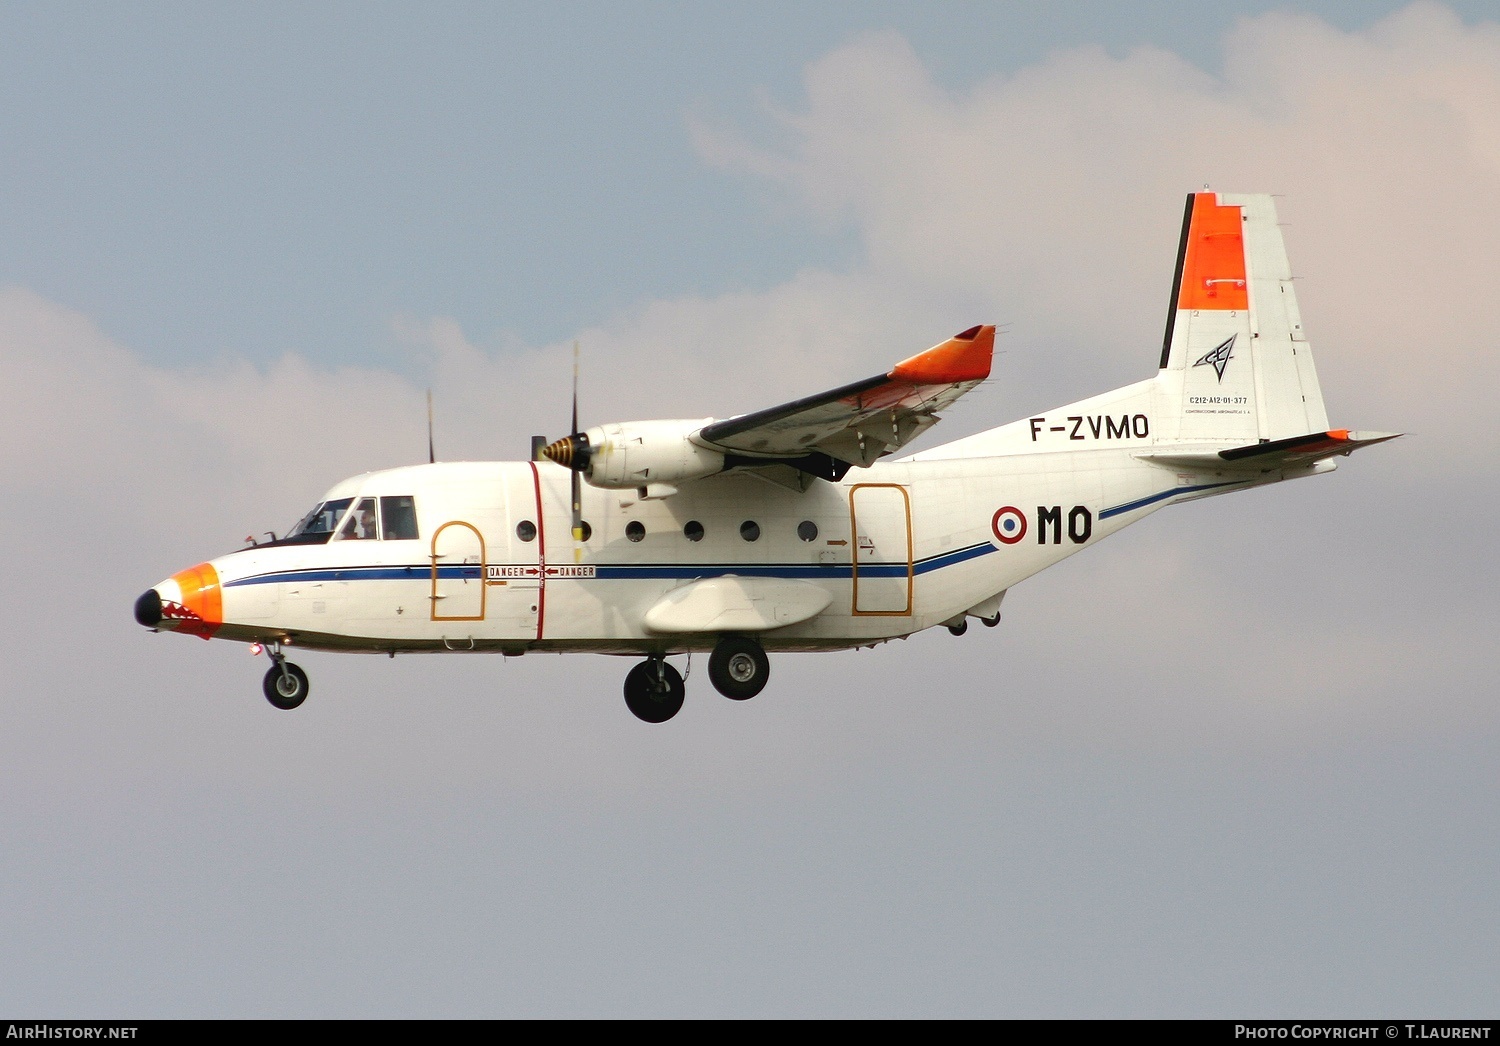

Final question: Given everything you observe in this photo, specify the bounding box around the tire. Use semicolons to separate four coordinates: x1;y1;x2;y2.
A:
263;662;310;710
623;660;685;723
708;636;769;701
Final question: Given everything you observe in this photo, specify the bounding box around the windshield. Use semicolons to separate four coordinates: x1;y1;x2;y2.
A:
286;498;354;539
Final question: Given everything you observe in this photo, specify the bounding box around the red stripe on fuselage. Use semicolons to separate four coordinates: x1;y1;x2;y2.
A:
528;460;547;642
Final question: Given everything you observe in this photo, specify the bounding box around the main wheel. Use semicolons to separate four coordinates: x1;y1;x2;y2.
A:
623;660;685;723
263;662;309;710
708;636;770;701
948;619;969;636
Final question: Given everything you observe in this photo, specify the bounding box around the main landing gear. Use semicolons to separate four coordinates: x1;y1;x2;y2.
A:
623;657;685;723
707;636;770;701
261;647;309;710
623;636;771;723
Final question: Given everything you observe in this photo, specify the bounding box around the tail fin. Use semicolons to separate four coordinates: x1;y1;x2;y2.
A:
1155;192;1329;444
911;191;1398;465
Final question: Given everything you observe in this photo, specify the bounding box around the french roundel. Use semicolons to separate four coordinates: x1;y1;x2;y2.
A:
992;506;1027;545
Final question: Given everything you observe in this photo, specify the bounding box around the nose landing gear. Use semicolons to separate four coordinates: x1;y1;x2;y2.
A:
623;657;685;723
261;645;309;710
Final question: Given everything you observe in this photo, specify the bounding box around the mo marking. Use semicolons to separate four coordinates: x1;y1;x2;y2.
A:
992;505;1092;545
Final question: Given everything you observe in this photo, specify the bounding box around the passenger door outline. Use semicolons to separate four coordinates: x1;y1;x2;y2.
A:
430;520;486;622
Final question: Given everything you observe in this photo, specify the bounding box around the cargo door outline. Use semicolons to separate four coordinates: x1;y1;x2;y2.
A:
849;483;913;616
430;520;485;621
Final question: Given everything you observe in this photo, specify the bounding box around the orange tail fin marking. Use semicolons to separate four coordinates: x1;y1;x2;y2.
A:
1177;194;1249;312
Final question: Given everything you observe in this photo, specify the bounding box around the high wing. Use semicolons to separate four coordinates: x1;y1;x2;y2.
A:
539;324;995;495
695;324;995;480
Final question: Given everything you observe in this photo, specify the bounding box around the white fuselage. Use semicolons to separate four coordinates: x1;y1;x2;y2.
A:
163;408;1293;657
137;192;1382;720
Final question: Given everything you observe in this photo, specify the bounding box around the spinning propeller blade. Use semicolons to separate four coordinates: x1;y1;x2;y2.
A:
570;343;584;558
539;342;591;563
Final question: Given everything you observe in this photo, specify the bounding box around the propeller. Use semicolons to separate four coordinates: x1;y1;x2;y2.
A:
540;341;591;562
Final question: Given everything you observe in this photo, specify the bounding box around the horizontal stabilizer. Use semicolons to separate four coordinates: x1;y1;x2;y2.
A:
1141;429;1402;473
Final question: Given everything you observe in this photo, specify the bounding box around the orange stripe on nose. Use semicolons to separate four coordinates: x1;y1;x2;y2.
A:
170;562;223;639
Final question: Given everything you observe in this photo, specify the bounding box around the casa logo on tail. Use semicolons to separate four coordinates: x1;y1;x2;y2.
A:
1194;335;1236;382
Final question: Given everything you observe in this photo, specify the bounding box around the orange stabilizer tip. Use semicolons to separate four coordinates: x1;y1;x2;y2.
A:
889;324;995;384
171;562;223;639
1177;193;1249;312
1327;429;1350;441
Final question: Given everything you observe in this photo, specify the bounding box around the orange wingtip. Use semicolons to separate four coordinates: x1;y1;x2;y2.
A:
1327;429;1350;440
889;325;995;384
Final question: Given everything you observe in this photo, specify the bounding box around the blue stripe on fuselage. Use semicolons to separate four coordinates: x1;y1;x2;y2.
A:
1099;480;1247;520
222;542;1000;587
225;565;474;586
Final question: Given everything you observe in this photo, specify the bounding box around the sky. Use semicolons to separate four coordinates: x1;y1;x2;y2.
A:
2;1;1497;1017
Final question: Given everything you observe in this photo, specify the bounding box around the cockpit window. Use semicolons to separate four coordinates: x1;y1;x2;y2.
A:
381;496;419;540
335;498;380;541
287;498;354;539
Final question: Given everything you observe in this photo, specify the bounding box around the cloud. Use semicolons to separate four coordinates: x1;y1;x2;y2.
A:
692;3;1500;450
1;4;1496;799
4;5;1499;1015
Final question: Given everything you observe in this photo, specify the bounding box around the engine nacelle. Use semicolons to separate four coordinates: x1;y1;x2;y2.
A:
578;419;724;490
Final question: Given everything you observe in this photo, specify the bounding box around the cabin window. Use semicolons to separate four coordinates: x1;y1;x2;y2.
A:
625;520;645;542
287;498;354;539
381;496;419;540
516;520;537;542
335;498;380;540
739;520;760;542
683;520;704;542
798;520;818;542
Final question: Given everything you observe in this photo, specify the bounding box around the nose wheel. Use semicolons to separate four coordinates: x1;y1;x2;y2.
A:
262;657;309;710
623;658;685;723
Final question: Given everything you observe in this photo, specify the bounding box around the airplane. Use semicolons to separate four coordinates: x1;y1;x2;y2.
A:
133;192;1398;723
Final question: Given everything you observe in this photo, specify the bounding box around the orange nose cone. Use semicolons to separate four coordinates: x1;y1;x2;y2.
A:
165;562;223;639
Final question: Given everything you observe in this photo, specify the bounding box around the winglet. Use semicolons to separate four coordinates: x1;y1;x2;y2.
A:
889;325;995;385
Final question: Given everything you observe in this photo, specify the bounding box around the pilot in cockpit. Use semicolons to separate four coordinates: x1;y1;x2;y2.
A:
337;500;379;540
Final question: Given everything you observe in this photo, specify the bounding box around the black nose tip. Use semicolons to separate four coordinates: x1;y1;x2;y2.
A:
134;589;162;628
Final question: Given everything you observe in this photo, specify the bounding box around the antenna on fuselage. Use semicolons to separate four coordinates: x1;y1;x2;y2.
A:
427;389;436;464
